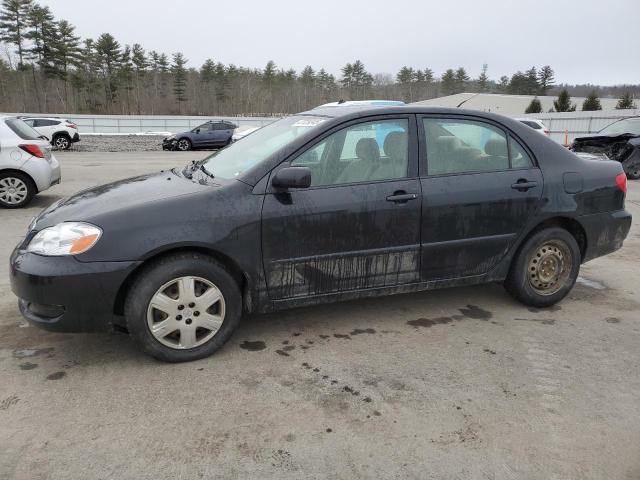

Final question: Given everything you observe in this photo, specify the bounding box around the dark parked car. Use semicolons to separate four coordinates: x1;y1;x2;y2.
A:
571;116;640;179
10;106;631;362
162;120;237;151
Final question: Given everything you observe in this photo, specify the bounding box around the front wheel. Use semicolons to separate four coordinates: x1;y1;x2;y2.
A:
626;165;640;180
504;227;581;308
176;138;192;151
125;252;242;362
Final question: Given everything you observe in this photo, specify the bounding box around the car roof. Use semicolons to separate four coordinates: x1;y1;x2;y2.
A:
299;104;520;123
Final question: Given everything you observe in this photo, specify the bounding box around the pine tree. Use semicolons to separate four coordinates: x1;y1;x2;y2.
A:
454;67;469;93
553;88;576;112
525;67;538;95
441;69;456;95
582;90;602;111
171;52;187;112
0;0;34;68
537;65;555;94
497;75;509;92
616;91;637;110
525;97;542;114
95;33;122;108
477;63;488;92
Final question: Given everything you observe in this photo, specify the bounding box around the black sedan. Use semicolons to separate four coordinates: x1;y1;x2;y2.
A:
10;106;632;362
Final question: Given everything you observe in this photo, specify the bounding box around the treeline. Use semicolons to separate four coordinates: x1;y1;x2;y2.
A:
0;0;638;116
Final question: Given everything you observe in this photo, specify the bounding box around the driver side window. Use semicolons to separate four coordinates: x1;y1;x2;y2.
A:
290;119;409;187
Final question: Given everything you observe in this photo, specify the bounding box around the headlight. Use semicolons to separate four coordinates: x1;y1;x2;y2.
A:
165;135;176;141
27;222;102;256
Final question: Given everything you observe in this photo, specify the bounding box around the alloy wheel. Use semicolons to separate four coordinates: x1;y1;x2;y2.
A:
527;240;572;296
177;139;190;151
54;136;70;149
146;276;225;349
0;177;28;205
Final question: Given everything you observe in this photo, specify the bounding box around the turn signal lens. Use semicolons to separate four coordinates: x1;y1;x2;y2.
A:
19;144;45;158
27;222;102;256
615;173;627;194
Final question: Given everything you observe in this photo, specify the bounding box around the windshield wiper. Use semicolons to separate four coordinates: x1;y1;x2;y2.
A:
198;163;215;179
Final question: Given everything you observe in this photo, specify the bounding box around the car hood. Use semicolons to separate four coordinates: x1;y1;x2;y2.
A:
34;170;215;228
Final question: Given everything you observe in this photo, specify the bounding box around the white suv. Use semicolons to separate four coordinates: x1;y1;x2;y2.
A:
22;117;80;150
516;118;550;136
0;117;61;208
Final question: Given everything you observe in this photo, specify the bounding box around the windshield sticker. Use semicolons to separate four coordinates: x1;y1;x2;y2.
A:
292;119;326;128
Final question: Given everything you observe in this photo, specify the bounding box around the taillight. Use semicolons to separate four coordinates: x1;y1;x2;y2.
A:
615;172;627;193
544;130;550;135
66;122;77;129
19;144;45;158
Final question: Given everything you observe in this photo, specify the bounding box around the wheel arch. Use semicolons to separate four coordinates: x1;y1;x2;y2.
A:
113;246;252;321
0;168;38;193
519;216;587;261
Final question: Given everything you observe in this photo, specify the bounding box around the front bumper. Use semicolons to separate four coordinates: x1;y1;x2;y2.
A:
9;247;140;333
162;138;177;150
580;209;632;262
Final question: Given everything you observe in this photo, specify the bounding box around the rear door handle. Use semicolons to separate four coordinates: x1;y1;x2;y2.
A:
511;180;538;191
386;192;418;203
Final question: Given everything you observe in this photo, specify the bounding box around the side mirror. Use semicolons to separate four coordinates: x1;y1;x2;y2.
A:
272;166;311;189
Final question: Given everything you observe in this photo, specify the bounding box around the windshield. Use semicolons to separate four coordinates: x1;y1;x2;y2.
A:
199;116;327;179
599;117;640;136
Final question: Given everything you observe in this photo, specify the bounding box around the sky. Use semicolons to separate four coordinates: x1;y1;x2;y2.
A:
38;0;640;86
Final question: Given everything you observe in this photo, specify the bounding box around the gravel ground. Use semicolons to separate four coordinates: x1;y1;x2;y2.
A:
1;153;640;479
71;135;171;152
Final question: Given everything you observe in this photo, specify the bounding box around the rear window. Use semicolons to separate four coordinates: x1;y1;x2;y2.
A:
520;120;542;129
5;118;41;140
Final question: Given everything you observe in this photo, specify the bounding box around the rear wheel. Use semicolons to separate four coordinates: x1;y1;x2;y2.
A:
53;134;71;150
0;171;36;208
125;252;242;362
177;138;192;151
504;227;580;307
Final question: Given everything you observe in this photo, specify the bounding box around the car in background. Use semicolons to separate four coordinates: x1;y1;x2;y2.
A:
516;118;550;136
232;125;261;142
315;100;405;108
0;116;60;208
22;117;80;150
163;120;238;151
10;105;631;362
571;116;640;180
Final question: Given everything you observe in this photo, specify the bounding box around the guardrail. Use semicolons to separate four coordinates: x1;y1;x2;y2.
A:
1;113;279;134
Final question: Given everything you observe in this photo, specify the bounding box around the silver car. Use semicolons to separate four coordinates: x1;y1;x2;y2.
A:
0;116;61;208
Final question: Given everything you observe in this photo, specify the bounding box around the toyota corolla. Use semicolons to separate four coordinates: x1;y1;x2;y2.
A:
10;105;632;362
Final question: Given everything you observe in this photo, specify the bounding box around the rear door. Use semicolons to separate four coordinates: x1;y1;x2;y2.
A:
418;115;543;281
261;115;422;300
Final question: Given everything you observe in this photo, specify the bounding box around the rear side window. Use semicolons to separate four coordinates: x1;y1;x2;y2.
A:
5;118;41;140
510;136;533;168
521;120;542;129
423;118;508;175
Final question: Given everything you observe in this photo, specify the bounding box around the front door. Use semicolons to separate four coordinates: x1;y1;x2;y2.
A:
261;116;422;300
418;115;543;281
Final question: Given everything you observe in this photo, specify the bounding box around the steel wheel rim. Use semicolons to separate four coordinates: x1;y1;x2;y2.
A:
177;139;190;151
146;276;225;350
527;240;572;296
55;137;69;149
0;177;28;205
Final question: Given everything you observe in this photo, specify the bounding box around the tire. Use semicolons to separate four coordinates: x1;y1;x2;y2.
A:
176;138;192;151
504;227;581;308
124;252;242;362
52;134;71;150
626;165;640;180
0;171;36;208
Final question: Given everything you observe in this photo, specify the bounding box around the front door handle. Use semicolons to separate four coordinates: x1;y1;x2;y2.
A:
511;179;538;191
386;192;418;203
